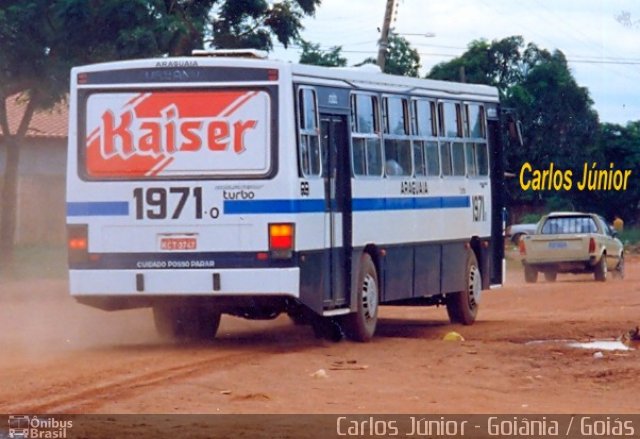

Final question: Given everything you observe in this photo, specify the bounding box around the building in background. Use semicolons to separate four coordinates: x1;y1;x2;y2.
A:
0;95;67;245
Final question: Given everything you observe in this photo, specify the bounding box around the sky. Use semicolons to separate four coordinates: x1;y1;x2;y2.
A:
271;0;640;125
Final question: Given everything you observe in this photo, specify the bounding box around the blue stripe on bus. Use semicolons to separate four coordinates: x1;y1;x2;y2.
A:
352;196;469;211
224;199;326;214
224;196;470;214
67;201;129;216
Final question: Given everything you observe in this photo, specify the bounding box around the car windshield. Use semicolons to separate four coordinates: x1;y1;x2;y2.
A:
541;216;597;234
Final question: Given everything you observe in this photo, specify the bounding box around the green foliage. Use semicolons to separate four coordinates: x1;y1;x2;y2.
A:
570;122;640;221
427;36;601;214
299;40;347;67
619;226;640;245
383;34;421;77
358;34;420;77
429;36;524;89
211;0;320;51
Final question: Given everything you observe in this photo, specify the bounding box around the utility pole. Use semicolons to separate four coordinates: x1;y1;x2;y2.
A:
376;0;396;71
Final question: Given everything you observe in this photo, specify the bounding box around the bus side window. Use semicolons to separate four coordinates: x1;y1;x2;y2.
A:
411;99;440;177
351;93;383;176
298;87;321;176
465;103;489;177
382;96;411;177
438;101;465;177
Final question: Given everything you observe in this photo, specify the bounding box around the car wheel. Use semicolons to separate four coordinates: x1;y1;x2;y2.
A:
524;264;538;283
594;254;607;282
612;254;624;280
543;271;557;282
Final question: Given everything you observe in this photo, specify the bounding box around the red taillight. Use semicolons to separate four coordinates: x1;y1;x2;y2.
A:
518;238;526;256
269;223;294;258
267;69;279;81
68;224;89;264
69;237;87;251
588;237;596;253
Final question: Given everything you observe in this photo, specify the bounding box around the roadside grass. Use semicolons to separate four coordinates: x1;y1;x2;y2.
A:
619;226;640;247
1;245;67;280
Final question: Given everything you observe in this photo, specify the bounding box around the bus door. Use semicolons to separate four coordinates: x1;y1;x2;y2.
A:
320;114;350;308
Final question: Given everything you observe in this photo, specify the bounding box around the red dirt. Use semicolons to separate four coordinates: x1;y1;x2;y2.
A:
1;254;639;415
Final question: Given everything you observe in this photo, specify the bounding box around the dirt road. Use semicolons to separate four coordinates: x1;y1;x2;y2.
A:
1;256;639;415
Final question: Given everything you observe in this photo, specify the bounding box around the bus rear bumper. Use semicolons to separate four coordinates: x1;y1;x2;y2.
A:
69;268;300;297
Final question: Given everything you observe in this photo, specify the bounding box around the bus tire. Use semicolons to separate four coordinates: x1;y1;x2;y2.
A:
343;253;379;342
594;254;607;282
311;316;344;341
153;304;221;341
446;251;481;325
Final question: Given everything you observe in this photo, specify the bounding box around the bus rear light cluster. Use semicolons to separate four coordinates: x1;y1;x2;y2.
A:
68;224;89;264
269;223;294;259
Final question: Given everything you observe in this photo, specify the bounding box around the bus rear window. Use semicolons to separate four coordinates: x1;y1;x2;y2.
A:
82;89;271;179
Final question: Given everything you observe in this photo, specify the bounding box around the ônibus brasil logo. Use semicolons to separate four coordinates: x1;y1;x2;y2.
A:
8;415;73;438
85;91;262;178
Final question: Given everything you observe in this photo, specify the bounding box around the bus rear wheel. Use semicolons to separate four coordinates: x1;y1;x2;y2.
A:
153;303;221;341
446;250;481;325
343;253;379;342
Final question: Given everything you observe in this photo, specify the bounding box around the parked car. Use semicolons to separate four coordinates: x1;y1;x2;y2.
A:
519;212;624;283
507;222;538;244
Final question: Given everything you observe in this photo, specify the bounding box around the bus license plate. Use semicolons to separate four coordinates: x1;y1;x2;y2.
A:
159;236;197;251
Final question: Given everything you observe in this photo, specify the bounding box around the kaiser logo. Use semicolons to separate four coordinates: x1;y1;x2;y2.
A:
85;90;270;178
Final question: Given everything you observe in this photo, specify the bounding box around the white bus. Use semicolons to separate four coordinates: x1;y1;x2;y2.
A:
67;51;506;342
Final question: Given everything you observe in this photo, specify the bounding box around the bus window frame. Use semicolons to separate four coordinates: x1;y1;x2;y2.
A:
437;100;466;178
296;85;323;178
463;102;490;178
381;94;413;178
410;97;441;178
350;92;384;178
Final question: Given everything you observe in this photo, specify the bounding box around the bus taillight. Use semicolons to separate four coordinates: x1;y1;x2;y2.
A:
269;223;294;258
68;224;89;264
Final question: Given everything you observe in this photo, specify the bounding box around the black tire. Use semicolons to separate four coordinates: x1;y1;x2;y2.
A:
311;316;344;341
594;254;607;282
153;304;221;341
446;251;481;325
613;254;624;280
543;271;557;282
524;264;538;283
287;309;308;326
343;253;379;342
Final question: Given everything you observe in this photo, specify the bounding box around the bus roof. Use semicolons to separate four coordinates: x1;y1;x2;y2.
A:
72;56;499;102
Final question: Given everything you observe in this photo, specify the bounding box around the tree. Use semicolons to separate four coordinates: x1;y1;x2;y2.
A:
428;36;525;91
427;37;599;213
211;0;320;51
571;122;640;221
299;40;347;67
0;0;319;266
358;34;421;77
